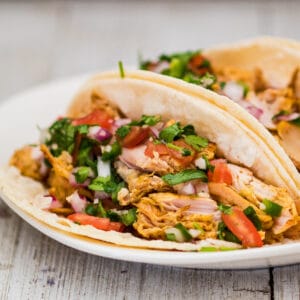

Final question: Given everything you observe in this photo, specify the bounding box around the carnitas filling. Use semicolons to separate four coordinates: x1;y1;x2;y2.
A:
10;108;299;249
140;51;300;170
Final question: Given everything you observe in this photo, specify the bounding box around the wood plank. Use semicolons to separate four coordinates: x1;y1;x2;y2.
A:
4;220;270;299
0;200;22;299
273;266;300;300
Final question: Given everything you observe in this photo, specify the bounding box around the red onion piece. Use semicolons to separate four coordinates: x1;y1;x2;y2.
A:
66;191;87;213
94;191;111;200
238;100;264;120
88;126;112;142
48;195;63;209
274;112;300;122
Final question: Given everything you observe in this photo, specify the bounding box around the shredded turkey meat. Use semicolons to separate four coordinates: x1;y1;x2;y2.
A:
40;144;75;203
133;192;218;240
227;163;298;234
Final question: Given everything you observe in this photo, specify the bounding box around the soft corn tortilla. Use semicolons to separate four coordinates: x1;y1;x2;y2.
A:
69;70;300;201
204;36;300;89
1;70;300;250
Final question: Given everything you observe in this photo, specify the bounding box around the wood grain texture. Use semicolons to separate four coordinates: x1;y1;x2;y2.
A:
273;265;300;300
0;1;299;299
3;219;271;300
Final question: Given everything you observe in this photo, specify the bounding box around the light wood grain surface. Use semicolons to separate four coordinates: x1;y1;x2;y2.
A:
0;1;300;299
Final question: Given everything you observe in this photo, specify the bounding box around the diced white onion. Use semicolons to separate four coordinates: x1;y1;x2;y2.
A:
31;146;43;160
259;203;266;210
180;182;196;195
66;191;87;213
97;157;111;177
195;157;206;170
165;228;185;242
188;229;201;238
223;81;244;102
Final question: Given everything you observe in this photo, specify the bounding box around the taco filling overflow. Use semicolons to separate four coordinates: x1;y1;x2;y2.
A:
10;105;299;250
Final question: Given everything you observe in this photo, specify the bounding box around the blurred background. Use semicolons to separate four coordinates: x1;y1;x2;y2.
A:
1;0;300;101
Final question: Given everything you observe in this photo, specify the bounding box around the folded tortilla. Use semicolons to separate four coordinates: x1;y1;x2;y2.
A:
1;70;300;250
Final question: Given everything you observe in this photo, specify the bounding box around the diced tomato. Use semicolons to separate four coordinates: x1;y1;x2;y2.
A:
208;159;232;185
145;140;195;166
72;109;113;130
67;213;124;232
166;140;195;167
120;126;150;148
108;222;125;232
144;141;169;158
222;207;263;248
188;54;210;76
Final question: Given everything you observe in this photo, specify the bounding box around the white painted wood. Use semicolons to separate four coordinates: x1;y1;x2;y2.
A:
273;266;300;300
0;200;22;299
5;220;270;300
0;1;300;299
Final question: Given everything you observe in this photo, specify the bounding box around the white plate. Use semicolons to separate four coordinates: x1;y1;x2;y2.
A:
0;75;300;269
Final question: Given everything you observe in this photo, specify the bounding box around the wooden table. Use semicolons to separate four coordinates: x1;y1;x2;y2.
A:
0;1;299;299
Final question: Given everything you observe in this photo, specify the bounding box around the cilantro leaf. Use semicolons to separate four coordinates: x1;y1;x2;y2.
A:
101;142;122;161
120;208;137;226
218;204;232;215
116;125;131;138
162;169;207;186
184;135;208;150
199;73;216;89
139;115;161;126
182;124;196;136
46;118;76;157
166;143;192;156
159;122;183;142
74;166;92;184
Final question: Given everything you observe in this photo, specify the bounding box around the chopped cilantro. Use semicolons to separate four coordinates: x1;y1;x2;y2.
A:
85;204;97;216
116;125;131;138
120;208;137;226
162;169;207;186
46;118;77;156
220;81;226;89
101;141;122;161
136;115;161;126
88;176;111;191
76;124;89;135
243;206;262;230
96;201;107;218
182;124;196;136
166;143;192;156
159;122;183;142
74;166;92;184
88;176;125;203
218;204;232;215
184;135;208;150
199;73;216;89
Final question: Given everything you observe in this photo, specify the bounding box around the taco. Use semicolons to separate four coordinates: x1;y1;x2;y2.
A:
1;70;300;251
140;37;300;171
